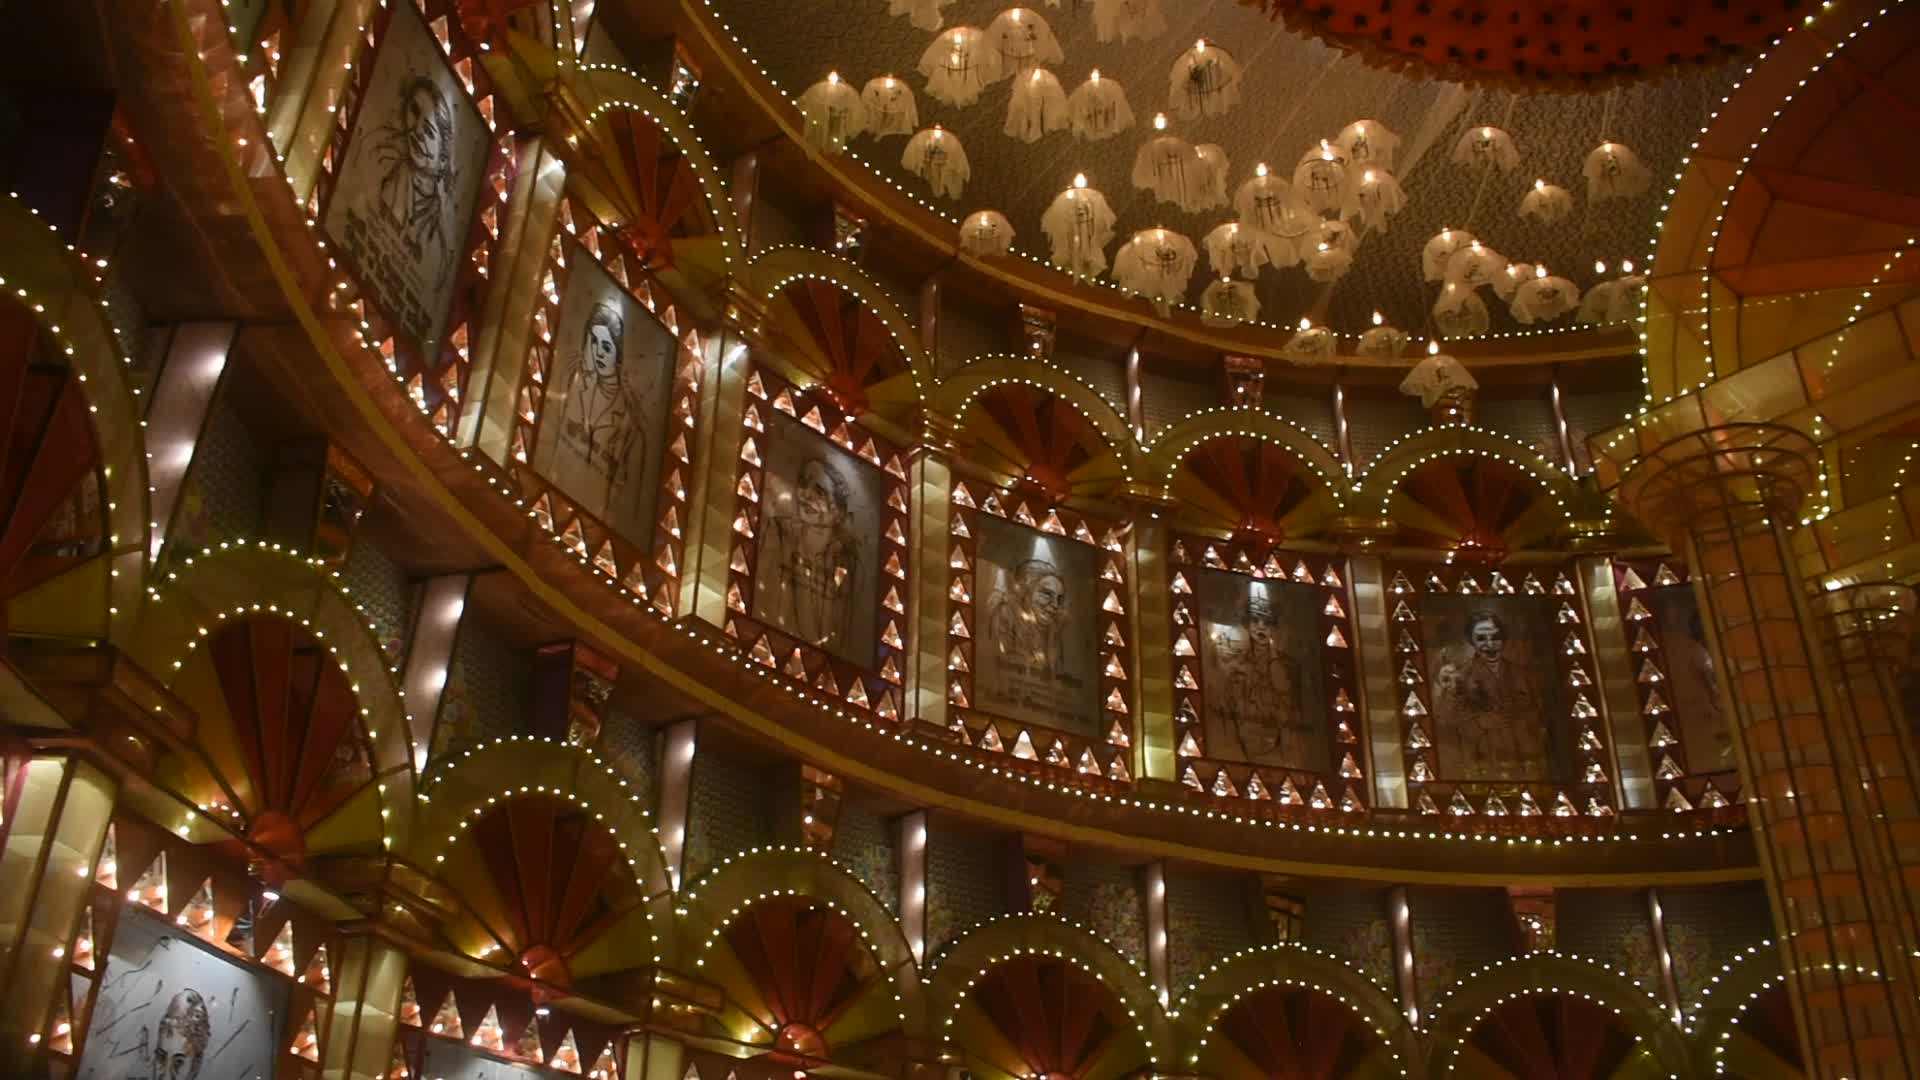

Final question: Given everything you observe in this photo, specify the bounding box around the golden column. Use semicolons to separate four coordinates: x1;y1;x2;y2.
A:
1618;423;1920;1079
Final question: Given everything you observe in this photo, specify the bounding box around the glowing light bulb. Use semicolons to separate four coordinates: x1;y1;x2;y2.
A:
1363;170;1375;183
1090;68;1101;81
826;71;840;84
1482;126;1493;138
1594;260;1607;274
1622;259;1635;273
1372;310;1385;326
1032;69;1042;82
1428;340;1440;355
1298;317;1312;331
1536;264;1548;278
1153;112;1168;130
1534;178;1547;191
1072;172;1087;189
1195;38;1206;52
1255;162;1269;177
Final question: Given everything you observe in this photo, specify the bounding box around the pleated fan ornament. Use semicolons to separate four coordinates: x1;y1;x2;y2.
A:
1132;116;1227;211
1041;173;1117;278
1421;227;1476;282
1093;0;1166;42
1168;39;1241;119
1518;179;1573;224
1200;278;1260;326
1399;345;1478;408
987;7;1064;74
1335;119;1399;170
888;0;955;32
901;125;970;199
1452;125;1520;172
1510;265;1580;324
918;26;1002;106
1067;70;1134;141
1112;227;1198;310
1350;168;1405;231
1203;221;1282;279
797;72;866;153
1433;282;1491;336
860;76;918;137
1584;142;1652;200
959;209;1015;257
1006;68;1070;143
1235;165;1309;248
1578;268;1646;324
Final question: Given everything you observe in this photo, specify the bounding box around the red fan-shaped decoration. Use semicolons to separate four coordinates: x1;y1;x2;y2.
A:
1392;457;1555;560
177;617;374;858
766;281;913;420
447;794;643;985
0;306;105;609
454;0;545;48
1211;985;1380;1079
1173;436;1334;544
964;383;1118;502
716;896;887;1064
1467;994;1637;1079
964;956;1142;1079
577;108;712;273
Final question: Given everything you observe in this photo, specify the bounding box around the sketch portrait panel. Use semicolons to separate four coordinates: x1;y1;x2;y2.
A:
421;1038;549;1080
1423;594;1563;782
75;906;288;1080
973;514;1101;735
1649;585;1733;773
530;253;678;549
323;0;489;355
1197;570;1328;770
751;411;887;666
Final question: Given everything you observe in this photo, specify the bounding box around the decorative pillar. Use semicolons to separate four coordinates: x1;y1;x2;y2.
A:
905;426;953;733
275;0;379;200
897;811;928;964
399;574;472;772
1388;885;1419;1028
656;720;696;891
1645;889;1684;1026
143;322;236;562
0;755;116;1067
917;276;941;368
463;136;563;460
259;440;375;562
1348;554;1406;808
1122;496;1176;783
683;292;758;626
318;931;408;1080
1619;424;1920;1078
530;641;619;748
1578;556;1655;809
626;1030;685;1080
1141;862;1170;1008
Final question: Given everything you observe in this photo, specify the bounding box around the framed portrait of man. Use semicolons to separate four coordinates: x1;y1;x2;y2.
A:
323;0;490;357
1422;594;1564;782
76;905;289;1080
972;514;1101;735
751;411;888;667
1648;585;1734;774
1196;570;1328;770
530;253;678;550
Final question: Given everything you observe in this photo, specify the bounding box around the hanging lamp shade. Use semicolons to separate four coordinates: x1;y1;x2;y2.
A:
1203;221;1282;279
1200;278;1260;326
1452;125;1520;172
1093;0;1166;43
1518;179;1573;224
1510;266;1580;323
1444;240;1508;290
901;126;970;198
959;209;1016;257
1112;227;1199;305
1350;168;1405;231
860;76;919;137
1578;273;1646;324
797;73;866;153
1067;71;1134;141
1584;141;1652;199
1235;168;1310;246
1334;119;1400;170
987;7;1065;73
1041;176;1117;277
1491;260;1535;302
918;26;1002;106
1284;322;1337;364
1168;39;1241;119
1433;282;1491;336
1421;227;1475;282
1132;130;1228;212
1399;351;1478;408
1304;241;1353;283
887;0;955;32
1357;322;1410;359
1292;145;1348;216
1006;68;1070;143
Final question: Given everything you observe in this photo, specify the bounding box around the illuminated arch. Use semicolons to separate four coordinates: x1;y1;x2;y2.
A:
746;246;933;405
676;846;919;1010
935;359;1136;501
929;913;1168;1060
1358;428;1575;553
1176;943;1401;1038
933;355;1135;460
1149;412;1347;513
410;736;671;903
1156;430;1345;542
1424;953;1684;1075
0;192;149;641
133;543;412;811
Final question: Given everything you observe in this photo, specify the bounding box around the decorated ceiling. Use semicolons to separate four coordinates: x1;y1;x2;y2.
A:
701;0;1736;341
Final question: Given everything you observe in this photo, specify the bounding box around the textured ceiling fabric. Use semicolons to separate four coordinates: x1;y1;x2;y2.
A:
1238;0;1804;88
710;0;1737;338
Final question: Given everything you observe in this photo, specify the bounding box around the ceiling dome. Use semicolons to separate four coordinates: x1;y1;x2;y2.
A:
1240;0;1806;86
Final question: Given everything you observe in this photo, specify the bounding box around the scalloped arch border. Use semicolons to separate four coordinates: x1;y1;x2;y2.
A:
1148;412;1348;513
1422;952;1686;1074
746;246;934;402
1358;425;1575;521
